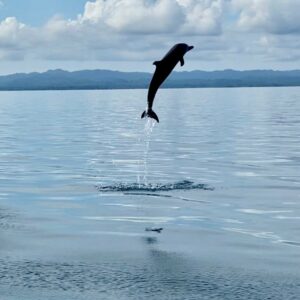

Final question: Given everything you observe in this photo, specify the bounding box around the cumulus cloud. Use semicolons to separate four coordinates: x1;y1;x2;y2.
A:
0;17;36;59
232;0;300;34
80;0;225;35
0;0;299;69
82;0;185;33
178;0;224;35
0;17;25;45
0;0;227;62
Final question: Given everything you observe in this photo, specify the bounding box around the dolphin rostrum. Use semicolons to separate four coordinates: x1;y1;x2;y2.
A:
141;43;194;123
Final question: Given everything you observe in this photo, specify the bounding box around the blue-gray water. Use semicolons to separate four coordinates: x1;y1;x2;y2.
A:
0;87;300;299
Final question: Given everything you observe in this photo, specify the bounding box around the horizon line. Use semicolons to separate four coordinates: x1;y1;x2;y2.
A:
1;68;300;77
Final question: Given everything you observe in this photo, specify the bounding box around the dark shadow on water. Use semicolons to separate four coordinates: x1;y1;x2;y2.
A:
142;236;158;245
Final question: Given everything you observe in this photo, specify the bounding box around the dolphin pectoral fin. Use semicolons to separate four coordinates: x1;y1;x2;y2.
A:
153;60;162;66
180;57;185;66
141;109;159;123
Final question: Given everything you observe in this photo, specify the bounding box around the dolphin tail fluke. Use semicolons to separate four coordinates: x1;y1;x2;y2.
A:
148;110;159;123
141;109;159;123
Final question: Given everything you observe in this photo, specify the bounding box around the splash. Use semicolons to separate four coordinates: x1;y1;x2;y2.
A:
96;180;213;193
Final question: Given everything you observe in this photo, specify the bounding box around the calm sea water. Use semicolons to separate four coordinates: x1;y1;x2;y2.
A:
0;87;300;299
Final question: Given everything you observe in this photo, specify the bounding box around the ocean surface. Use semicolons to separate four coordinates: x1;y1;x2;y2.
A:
0;87;300;299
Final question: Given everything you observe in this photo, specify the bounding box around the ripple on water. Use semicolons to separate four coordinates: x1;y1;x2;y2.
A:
278;240;300;247
0;258;300;300
82;216;174;223
237;209;292;215
0;209;19;231
222;227;282;243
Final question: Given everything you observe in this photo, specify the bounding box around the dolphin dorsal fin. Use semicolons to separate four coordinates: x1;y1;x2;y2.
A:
153;60;162;66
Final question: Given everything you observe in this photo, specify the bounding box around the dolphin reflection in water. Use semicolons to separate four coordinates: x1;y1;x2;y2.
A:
141;43;194;123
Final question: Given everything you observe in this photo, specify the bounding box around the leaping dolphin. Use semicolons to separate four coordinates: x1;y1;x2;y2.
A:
141;43;194;123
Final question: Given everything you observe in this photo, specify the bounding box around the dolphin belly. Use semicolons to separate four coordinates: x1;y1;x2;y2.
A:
147;65;174;109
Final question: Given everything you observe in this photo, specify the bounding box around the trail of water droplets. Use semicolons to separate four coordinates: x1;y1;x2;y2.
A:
137;118;156;187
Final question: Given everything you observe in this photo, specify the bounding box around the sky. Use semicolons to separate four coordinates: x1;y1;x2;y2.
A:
0;0;300;74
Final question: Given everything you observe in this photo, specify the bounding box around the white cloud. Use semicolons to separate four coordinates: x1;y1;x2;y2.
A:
0;0;300;70
232;0;300;34
80;0;224;35
0;17;34;59
178;0;224;35
82;0;184;34
0;0;226;62
0;17;25;42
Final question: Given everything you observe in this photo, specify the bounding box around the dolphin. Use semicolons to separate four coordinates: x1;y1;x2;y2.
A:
141;43;194;123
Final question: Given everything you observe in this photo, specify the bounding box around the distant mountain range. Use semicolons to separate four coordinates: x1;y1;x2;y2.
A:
1;69;300;91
